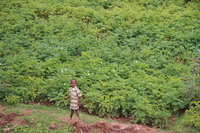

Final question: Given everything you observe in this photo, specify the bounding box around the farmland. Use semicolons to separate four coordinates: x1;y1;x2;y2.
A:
0;0;200;130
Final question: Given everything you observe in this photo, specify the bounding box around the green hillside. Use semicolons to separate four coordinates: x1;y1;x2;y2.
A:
0;0;200;128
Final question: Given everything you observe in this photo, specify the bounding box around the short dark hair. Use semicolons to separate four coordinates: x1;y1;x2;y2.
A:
70;78;77;82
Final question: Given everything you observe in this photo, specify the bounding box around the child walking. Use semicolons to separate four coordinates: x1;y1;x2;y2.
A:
64;78;82;120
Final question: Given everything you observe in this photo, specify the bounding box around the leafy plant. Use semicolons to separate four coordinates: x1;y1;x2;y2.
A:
0;0;200;128
182;101;200;130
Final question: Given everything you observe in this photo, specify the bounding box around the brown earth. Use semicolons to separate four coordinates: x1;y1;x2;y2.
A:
61;117;175;133
0;104;175;133
0;112;29;132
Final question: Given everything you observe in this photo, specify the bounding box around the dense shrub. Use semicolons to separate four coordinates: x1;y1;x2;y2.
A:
182;101;200;130
0;0;200;127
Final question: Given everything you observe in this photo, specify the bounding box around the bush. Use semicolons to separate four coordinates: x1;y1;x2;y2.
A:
0;0;200;127
182;101;200;130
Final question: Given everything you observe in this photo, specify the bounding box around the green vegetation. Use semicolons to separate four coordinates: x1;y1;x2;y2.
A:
182;101;200;130
170;102;200;133
0;103;113;133
0;0;200;129
1;103;199;133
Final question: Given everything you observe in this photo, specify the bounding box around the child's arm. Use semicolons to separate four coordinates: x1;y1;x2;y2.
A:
64;96;70;100
78;97;81;106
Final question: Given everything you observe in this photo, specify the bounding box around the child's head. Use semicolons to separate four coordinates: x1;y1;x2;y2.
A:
70;78;77;88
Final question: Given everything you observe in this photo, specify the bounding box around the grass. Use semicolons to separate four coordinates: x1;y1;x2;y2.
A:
167;115;200;133
1;103;200;133
1;103;113;133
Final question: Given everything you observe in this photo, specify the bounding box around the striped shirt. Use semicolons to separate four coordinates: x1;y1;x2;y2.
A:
69;86;82;110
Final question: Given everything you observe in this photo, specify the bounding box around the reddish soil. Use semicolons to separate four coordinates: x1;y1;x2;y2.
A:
0;105;31;132
61;117;175;133
0;113;19;127
0;104;175;133
49;123;64;130
0;112;28;132
20;109;33;116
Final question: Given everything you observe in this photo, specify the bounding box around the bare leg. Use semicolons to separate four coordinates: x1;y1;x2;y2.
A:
75;110;80;120
70;110;74;120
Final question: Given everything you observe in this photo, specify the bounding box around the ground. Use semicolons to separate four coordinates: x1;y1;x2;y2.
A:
0;104;175;133
61;117;175;133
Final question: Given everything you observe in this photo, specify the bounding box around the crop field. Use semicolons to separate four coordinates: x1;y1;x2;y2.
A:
0;0;200;130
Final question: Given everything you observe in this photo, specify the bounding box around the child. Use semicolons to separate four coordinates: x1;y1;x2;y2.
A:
64;78;82;120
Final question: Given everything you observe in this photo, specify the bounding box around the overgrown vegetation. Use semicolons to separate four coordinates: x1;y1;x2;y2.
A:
170;101;200;133
183;101;200;130
0;0;200;129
